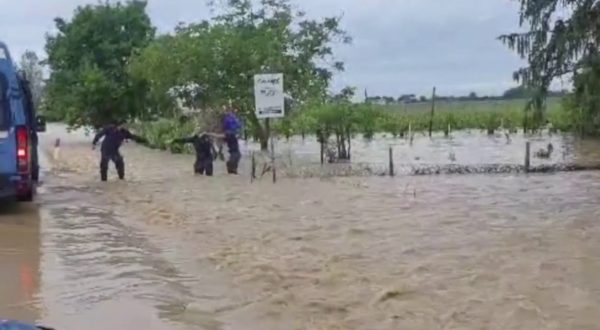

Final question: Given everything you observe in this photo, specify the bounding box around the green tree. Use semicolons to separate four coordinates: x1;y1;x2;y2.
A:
303;87;389;160
44;0;155;129
499;0;599;133
19;50;45;109
564;53;600;135
130;0;350;150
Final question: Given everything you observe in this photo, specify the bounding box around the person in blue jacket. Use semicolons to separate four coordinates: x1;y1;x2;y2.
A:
0;319;53;330
212;106;241;165
222;106;242;135
222;106;242;174
207;131;240;174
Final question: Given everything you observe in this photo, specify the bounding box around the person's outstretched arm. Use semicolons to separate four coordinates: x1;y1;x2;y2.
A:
171;135;196;144
92;127;107;148
205;132;225;139
123;129;148;144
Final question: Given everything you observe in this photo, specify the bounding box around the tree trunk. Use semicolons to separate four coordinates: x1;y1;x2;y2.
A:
336;132;341;156
260;137;269;150
346;126;352;160
337;129;349;160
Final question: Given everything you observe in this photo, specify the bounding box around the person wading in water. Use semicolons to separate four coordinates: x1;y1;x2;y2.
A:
206;131;241;174
170;131;218;176
216;105;241;154
92;120;147;181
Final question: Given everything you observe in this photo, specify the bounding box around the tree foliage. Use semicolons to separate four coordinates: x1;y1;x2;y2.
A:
129;0;350;149
44;0;155;128
292;87;399;159
499;0;600;133
564;53;600;135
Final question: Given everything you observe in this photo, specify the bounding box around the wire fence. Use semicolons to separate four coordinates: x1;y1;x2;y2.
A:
244;141;600;181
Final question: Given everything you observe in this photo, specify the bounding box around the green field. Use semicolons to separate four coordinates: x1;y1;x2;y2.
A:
366;97;567;134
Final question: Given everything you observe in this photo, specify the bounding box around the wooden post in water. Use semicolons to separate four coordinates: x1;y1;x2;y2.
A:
389;147;395;176
250;151;256;182
271;134;276;183
525;141;531;172
53;138;61;162
428;87;436;137
264;118;270;150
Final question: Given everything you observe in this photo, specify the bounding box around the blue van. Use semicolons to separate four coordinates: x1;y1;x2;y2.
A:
0;42;45;202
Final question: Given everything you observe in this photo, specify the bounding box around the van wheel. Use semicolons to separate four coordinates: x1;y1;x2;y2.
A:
17;189;34;202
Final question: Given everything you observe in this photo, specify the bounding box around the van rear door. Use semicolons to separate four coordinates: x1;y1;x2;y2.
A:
0;72;16;177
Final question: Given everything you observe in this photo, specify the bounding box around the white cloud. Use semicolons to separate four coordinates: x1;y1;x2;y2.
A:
0;0;528;96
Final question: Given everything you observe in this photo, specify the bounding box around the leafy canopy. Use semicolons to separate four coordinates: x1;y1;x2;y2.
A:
499;0;600;131
129;0;350;142
44;0;155;128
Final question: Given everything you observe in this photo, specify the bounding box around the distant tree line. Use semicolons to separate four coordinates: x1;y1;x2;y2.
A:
365;86;569;105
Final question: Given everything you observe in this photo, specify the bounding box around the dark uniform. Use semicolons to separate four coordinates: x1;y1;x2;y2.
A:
92;124;146;181
224;132;241;174
172;133;217;176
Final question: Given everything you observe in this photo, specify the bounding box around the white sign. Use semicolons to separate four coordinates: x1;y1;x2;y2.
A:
254;73;284;118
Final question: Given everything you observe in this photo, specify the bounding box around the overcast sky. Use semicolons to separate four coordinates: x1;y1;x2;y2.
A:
0;0;541;97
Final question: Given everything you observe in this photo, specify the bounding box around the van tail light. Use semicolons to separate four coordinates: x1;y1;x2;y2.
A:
15;126;29;173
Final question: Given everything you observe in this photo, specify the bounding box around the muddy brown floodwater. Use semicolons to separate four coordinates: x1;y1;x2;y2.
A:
0;202;42;323
1;123;600;330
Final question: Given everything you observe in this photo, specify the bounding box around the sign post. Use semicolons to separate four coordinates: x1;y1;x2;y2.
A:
254;73;285;183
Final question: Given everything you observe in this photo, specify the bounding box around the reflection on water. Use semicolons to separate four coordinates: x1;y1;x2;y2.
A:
0;203;41;323
36;180;205;330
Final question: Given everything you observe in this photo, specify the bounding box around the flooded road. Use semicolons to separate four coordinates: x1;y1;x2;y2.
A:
0;144;236;329
2;124;600;329
0;203;41;323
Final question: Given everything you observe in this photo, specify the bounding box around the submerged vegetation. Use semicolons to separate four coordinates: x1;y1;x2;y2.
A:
130;96;570;159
